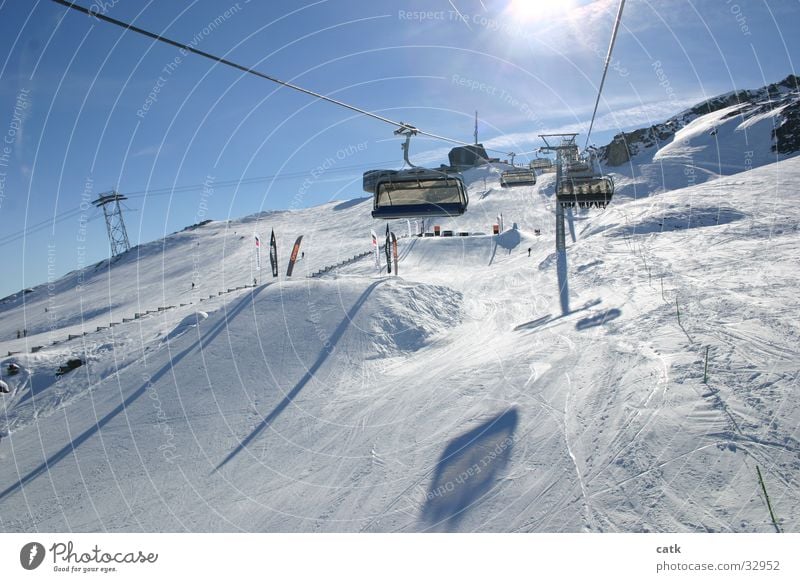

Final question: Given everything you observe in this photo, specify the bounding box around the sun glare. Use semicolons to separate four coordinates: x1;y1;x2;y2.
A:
507;0;577;22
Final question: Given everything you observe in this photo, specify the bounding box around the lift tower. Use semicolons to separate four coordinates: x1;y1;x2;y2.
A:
539;134;582;315
92;191;131;258
539;134;581;253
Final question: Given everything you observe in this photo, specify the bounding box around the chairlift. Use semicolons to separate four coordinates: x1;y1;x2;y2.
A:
556;150;614;209
365;125;469;219
557;176;614;208
500;166;537;188
530;150;554;171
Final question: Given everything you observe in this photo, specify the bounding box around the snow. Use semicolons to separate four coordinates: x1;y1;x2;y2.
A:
607;99;794;202
0;151;799;532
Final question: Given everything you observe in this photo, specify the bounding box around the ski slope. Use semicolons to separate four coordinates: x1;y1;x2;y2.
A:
1;155;798;532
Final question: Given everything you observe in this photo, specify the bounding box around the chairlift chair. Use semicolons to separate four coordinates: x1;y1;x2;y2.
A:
500;166;537;188
363;169;396;194
369;168;469;219
365;125;469;219
530;158;553;171
557;176;614;208
556;152;614;209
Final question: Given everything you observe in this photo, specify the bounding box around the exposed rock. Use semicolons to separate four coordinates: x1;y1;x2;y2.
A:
775;99;800;155
599;74;800;166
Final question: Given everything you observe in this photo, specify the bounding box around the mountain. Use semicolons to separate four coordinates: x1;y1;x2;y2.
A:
599;75;800;199
1;85;799;532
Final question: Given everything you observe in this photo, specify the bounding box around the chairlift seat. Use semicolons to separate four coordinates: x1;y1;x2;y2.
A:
557;176;615;208
500;167;537;188
369;168;469;219
530;159;552;170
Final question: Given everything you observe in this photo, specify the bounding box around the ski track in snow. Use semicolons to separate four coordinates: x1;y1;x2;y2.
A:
563;372;593;531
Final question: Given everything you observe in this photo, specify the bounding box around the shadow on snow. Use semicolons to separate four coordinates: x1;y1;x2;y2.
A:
0;286;266;502
214;280;384;472
575;308;622;331
421;408;518;531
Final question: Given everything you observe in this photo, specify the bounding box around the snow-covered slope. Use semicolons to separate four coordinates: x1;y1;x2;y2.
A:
600;75;800;200
1;142;799;532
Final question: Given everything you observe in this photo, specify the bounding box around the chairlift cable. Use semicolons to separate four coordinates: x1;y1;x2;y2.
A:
584;0;626;150
50;0;513;156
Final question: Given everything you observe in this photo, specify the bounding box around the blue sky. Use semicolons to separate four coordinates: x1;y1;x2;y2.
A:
0;0;798;297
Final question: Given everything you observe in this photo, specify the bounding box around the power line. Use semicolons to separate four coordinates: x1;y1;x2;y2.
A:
50;0;514;156
0;209;99;248
121;159;398;200
585;0;626;149
0;159;398;248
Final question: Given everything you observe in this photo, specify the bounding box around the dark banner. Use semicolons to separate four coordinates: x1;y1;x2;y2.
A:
384;225;391;274
270;230;278;278
286;235;303;277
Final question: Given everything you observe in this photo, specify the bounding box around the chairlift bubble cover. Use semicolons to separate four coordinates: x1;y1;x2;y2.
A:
370;168;468;219
556;175;615;208
500;167;537;188
363;169;397;194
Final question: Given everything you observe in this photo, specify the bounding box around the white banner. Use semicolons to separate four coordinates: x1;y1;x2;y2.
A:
253;233;261;271
0;533;796;581
370;229;380;272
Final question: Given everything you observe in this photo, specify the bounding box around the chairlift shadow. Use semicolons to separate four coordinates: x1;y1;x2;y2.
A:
575;308;622;331
513;298;602;333
421;408;518;531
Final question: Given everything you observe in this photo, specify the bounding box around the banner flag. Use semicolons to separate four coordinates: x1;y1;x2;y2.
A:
391;232;398;275
286;235;303;277
269;230;278;278
384;224;391;274
254;234;262;271
371;230;380;272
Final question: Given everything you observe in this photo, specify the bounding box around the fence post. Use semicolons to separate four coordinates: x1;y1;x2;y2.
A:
702;346;709;384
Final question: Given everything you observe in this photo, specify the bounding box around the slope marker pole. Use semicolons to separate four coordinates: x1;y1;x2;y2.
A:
756;465;781;533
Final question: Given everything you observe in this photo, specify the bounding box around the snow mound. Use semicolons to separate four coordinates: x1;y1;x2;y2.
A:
164;311;209;342
367;281;463;357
